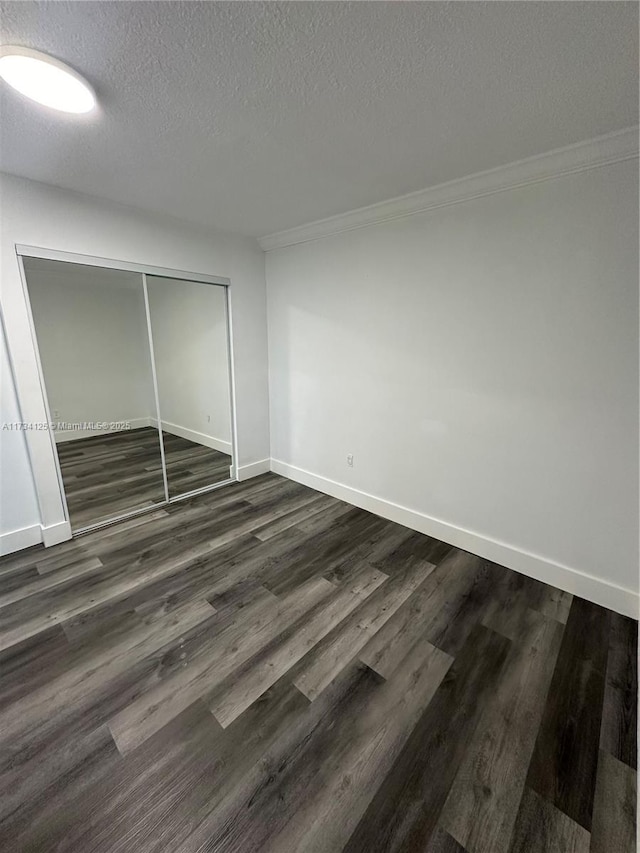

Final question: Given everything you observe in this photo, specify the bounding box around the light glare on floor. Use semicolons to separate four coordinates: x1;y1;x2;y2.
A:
0;46;96;114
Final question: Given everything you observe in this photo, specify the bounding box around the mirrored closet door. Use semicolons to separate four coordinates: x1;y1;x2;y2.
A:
21;253;235;534
146;276;234;498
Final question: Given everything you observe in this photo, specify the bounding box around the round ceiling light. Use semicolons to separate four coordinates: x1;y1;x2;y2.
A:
0;45;96;114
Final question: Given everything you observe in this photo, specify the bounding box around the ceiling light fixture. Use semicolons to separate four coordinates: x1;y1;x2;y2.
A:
0;45;96;114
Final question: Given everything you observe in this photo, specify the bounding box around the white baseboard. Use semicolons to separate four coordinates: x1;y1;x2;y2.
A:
270;458;639;619
54;417;150;443
237;458;272;481
54;418;232;455
42;520;72;547
150;419;232;455
0;523;42;556
1;520;73;554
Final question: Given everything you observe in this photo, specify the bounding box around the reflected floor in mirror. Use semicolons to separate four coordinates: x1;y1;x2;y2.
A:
57;427;232;529
162;430;232;496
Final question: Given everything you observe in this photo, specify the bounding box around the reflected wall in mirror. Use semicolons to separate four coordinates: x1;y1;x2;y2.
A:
146;276;233;498
23;258;165;531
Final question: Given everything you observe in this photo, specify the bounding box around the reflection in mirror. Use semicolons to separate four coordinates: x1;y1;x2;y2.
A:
146;276;233;498
23;257;166;530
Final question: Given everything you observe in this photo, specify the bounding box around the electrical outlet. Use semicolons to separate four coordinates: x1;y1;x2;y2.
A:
347;454;354;467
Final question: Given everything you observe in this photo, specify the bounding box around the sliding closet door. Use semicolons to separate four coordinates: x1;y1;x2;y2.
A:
145;276;234;498
23;257;166;531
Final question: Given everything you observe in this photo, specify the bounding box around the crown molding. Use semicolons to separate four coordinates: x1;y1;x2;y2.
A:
259;126;639;251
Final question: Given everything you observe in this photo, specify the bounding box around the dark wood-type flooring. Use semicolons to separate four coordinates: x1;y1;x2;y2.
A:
0;473;636;852
57;427;232;529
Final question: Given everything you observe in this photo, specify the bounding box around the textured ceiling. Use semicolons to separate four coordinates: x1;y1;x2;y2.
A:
1;1;637;237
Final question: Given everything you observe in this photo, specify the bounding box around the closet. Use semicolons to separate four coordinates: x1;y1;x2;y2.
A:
21;252;235;532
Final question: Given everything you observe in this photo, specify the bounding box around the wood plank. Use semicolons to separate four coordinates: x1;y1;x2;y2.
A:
62;606;145;647
482;568;548;641
526;597;611;830
322;524;415;585
293;558;433;701
0;566;39;594
293;499;360;534
483;569;574;641
108;577;336;753
208;563;388;726
371;529;453;576
599;613;638;768
183;644;453;853
359;549;499;678
342;623;511;852
258;644;453;853
590;750;637;853
423;553;502;656
59;535;261;642
262;510;391;595
0;599;216;765
0;607;223;827
130;664;380;853
439;609;564;853
252;493;338;541
0;556;104;607
530;584;573;624
0;724;120;847
0;624;70;711
0;547;47;577
424;827;469;853
0;489;325;652
507;787;590;853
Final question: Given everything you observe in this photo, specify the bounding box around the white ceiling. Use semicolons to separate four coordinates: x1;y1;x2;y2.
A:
1;1;637;238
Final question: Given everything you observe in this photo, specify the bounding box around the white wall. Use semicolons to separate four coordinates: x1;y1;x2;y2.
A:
0;172;270;551
0;320;40;552
25;265;234;452
26;264;155;440
2;160;637;615
147;276;232;453
266;159;639;615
